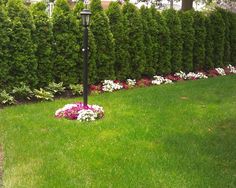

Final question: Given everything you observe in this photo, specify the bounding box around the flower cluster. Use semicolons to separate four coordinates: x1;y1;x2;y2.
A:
102;80;123;92
215;68;226;76
186;72;208;79
126;79;136;87
227;64;236;74
152;76;172;85
55;102;104;122
174;71;187;79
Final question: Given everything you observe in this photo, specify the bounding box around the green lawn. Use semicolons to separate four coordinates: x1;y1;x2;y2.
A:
1;75;236;188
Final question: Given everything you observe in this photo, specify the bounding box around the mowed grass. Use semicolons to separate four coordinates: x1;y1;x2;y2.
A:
1;75;236;188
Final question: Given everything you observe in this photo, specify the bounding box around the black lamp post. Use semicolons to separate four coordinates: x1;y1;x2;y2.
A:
80;9;92;107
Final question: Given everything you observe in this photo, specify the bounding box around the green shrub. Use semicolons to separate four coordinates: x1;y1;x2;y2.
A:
210;10;225;68
163;9;183;73
31;2;54;88
52;0;81;85
229;11;236;65
0;90;15;104
91;3;115;81
107;2;129;80
0;5;11;90
46;82;65;94
7;0;38;87
193;11;206;71
122;2;145;79
140;6;156;77
33;88;54;101
12;82;33;100
151;8;171;75
179;10;194;72
69;84;83;95
217;8;231;66
204;16;214;70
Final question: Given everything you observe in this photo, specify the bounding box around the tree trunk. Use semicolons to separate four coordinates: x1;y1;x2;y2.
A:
170;0;174;8
181;0;194;11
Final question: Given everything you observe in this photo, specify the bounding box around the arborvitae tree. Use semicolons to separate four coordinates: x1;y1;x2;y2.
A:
31;2;53;87
229;12;236;65
148;6;160;75
7;0;38;87
107;2;129;80
210;10;225;68
151;8;171;75
90;11;115;81
140;6;155;77
90;0;115;81
0;5;11;89
122;2;145;79
204;16;214;70
193;11;206;71
90;0;102;14
52;0;80;85
179;10;194;72
163;9;183;73
8;18;37;87
218;8;231;66
74;1;97;84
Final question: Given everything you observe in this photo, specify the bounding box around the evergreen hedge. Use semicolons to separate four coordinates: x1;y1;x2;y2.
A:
0;2;236;91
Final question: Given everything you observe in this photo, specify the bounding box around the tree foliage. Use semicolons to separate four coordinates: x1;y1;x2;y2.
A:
163;9;183;73
193;11;206;70
31;2;53;87
52;0;80;85
122;2;145;79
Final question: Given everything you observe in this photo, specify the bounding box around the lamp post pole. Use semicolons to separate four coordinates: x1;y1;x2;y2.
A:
80;9;91;108
82;26;89;107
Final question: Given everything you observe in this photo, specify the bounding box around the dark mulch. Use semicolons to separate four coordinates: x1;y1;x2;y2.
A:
0;145;3;187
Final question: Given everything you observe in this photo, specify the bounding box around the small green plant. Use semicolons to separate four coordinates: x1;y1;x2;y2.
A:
0;90;16;105
12;82;33;100
46;82;65;94
69;84;83;95
33;88;54;101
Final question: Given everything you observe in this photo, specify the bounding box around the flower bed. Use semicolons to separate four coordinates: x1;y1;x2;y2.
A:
55;102;104;122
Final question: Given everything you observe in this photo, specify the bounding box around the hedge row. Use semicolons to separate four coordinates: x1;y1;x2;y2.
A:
0;0;236;91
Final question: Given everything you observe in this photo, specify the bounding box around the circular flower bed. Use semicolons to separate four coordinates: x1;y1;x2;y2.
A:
55;102;104;122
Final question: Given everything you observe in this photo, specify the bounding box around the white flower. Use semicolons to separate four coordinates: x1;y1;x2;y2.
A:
102;80;123;92
215;68;226;76
163;78;173;84
174;71;187;79
77;109;97;122
127;79;136;87
227;64;236;74
186;72;208;79
152;76;165;85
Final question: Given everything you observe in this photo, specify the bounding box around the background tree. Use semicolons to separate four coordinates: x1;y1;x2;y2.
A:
31;2;53;87
229;11;236;65
90;0;115;81
210;10;225;67
0;5;11;90
151;8;171;75
163;9;183;73
7;0;38;87
218;8;231;66
193;11;206;71
204;15;214;70
52;0;80;85
107;2;129;80
179;10;195;72
140;6;156;77
122;2;145;79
